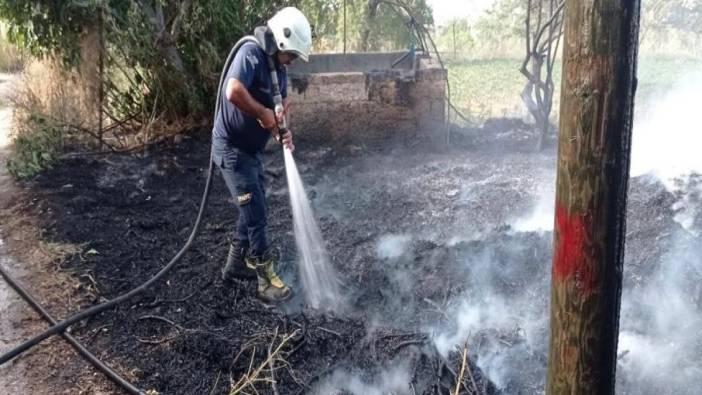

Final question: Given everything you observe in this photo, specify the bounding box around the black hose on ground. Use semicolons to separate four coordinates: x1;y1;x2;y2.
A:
0;264;144;394
0;160;213;366
0;36;258;367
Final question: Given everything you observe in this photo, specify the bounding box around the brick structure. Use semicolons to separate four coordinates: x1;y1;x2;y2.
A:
286;52;446;143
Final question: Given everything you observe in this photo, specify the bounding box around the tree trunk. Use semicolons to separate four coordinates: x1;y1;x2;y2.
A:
360;0;380;51
547;0;641;393
141;0;186;72
538;112;549;150
521;0;564;151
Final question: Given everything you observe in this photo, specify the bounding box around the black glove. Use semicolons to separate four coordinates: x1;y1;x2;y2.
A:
278;128;290;144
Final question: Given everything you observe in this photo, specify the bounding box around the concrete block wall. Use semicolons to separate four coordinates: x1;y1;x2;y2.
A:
286;53;446;143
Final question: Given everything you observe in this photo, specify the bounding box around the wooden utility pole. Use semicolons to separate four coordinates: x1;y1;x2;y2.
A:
343;0;347;53
547;0;640;394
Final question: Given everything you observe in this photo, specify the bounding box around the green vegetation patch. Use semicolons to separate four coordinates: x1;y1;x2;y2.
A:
446;58;562;123
0;26;24;72
7;114;66;179
636;57;702;101
447;56;701;124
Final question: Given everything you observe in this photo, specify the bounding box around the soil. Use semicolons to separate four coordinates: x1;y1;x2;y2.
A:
5;121;549;394
3;112;699;394
0;72;119;395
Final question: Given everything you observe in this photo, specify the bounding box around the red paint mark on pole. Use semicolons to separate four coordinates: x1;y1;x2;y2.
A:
553;201;595;295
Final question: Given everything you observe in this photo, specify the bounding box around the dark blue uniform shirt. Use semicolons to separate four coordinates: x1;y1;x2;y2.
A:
213;42;287;154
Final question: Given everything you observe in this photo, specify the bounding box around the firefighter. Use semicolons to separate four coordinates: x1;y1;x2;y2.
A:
212;7;312;303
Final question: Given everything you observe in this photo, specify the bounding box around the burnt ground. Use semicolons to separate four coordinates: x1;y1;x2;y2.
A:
1;72;119;394
10;118;702;394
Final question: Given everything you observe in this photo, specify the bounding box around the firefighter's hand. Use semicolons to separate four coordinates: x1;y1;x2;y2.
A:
279;129;294;152
258;108;277;130
275;109;286;124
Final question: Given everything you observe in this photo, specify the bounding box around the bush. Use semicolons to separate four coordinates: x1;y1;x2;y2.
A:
0;28;24;72
6;113;67;179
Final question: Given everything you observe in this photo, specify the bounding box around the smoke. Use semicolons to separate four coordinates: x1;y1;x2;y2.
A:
424;73;702;393
300;69;702;391
617;231;702;394
429;233;551;391
432;292;548;389
311;363;411;395
630;72;702;183
376;234;412;259
670;175;702;235
615;72;702;394
512;187;555;233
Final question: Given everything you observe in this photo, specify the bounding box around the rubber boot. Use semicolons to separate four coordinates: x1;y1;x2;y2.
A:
245;249;292;303
222;241;256;282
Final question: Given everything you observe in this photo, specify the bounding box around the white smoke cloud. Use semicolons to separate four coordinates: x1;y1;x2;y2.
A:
429;239;551;390
617;232;702;394
432;291;548;389
621;74;702;395
512;188;555;233
670;175;702;235
376;234;412;259
630;72;702;183
311;363;411;395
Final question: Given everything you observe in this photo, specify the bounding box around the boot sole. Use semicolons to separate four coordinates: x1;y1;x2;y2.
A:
257;289;292;304
222;270;257;282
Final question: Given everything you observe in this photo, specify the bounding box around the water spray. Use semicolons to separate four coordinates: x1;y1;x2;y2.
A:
0;1;452;368
0;30;345;373
266;56;343;310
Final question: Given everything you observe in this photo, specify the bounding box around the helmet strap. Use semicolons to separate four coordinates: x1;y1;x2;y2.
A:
253;26;278;56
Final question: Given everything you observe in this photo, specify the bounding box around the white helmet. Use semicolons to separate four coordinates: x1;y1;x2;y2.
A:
267;7;312;62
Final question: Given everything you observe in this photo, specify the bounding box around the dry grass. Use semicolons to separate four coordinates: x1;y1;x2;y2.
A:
5;30;103;179
229;328;300;395
0;202;85;314
4;28;199;178
0;32;25;73
14;56;100;138
10;27;199;157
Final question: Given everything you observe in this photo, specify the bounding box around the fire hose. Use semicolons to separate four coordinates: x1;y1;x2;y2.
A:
1;2;451;386
0;264;144;394
0;35;261;390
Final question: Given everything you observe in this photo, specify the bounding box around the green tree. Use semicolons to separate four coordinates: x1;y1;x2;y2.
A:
297;0;342;51
0;1;95;64
520;0;564;150
0;0;293;119
473;0;526;45
336;0;433;52
640;0;702;45
436;18;474;58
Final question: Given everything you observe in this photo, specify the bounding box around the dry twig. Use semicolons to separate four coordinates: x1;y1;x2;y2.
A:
453;343;468;395
268;327;280;395
451;342;480;395
316;326;341;337
230;329;300;395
